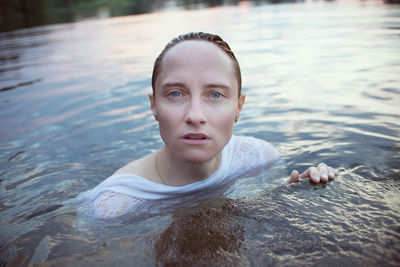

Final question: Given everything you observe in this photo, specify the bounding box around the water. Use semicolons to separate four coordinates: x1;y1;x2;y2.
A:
1;0;400;266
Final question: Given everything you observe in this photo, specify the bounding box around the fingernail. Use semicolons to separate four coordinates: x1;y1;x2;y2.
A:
322;173;328;180
312;173;319;182
329;171;334;177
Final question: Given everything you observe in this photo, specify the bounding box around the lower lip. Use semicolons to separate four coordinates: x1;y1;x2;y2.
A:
181;138;210;146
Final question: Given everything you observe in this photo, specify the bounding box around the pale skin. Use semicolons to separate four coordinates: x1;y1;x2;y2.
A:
115;40;336;186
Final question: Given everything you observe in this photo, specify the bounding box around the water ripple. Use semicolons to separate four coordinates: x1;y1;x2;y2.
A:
1;1;400;266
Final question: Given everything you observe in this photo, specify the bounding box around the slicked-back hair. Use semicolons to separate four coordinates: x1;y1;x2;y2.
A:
151;32;242;97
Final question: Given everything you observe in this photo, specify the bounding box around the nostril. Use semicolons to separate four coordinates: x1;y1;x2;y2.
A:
184;112;207;125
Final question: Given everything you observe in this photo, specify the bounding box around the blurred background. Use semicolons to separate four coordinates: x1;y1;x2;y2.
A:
2;0;399;32
1;0;309;32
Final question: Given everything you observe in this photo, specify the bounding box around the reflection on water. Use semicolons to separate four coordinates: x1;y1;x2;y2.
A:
1;0;400;266
155;206;245;266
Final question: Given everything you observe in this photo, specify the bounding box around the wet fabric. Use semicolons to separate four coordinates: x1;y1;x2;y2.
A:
79;136;281;221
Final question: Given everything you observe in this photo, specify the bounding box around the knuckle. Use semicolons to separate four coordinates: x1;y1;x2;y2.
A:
318;162;327;168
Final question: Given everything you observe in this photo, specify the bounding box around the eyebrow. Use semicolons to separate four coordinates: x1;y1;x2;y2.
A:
205;83;232;91
161;82;232;91
161;82;187;89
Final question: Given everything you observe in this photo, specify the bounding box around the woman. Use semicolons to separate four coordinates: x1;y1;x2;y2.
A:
81;32;336;221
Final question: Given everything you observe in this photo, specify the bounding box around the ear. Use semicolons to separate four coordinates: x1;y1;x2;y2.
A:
237;93;246;114
149;93;156;115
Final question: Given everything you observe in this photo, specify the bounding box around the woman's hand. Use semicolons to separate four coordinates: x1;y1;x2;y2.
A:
288;162;336;184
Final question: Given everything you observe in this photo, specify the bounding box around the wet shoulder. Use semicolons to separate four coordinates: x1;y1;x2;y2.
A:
113;152;159;183
229;135;281;169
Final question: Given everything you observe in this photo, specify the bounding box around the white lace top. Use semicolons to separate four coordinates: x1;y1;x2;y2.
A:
79;136;281;222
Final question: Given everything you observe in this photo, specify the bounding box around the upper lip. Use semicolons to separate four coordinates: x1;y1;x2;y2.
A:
181;133;209;140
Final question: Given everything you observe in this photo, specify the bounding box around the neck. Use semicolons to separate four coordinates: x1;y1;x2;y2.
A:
156;146;221;186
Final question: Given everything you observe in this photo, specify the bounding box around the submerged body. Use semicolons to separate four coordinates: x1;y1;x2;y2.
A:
80;32;336;222
80;135;281;221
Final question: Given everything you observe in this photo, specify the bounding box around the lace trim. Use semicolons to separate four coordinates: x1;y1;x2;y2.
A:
230;136;280;176
91;191;146;220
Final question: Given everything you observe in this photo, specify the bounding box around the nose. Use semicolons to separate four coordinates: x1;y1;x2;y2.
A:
185;97;207;125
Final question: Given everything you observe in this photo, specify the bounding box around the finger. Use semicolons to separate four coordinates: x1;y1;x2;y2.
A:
309;167;321;183
300;167;320;183
328;166;336;179
318;162;329;182
288;170;299;184
299;168;310;179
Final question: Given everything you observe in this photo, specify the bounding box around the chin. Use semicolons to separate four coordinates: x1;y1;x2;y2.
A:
179;150;220;164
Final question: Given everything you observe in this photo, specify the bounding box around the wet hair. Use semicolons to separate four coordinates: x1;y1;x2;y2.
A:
151;32;242;97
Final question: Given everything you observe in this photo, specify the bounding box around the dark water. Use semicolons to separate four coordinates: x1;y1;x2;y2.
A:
1;0;400;266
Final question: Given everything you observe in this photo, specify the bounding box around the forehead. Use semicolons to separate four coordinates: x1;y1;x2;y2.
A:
164;40;229;61
159;40;236;84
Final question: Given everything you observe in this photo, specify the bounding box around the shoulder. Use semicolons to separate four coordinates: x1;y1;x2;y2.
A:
113;155;149;175
227;135;281;168
230;135;279;155
113;152;159;183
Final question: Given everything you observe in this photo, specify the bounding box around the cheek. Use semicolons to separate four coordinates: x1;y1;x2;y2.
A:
157;109;181;136
156;102;180;122
218;112;235;125
209;103;237;121
208;107;236;130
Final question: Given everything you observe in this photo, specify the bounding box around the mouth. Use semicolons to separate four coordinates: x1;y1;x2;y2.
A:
181;133;210;144
182;133;209;139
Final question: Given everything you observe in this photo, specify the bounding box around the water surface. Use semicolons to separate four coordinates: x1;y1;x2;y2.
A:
1;0;400;266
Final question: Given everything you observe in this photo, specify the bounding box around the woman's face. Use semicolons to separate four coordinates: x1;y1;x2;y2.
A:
150;40;244;163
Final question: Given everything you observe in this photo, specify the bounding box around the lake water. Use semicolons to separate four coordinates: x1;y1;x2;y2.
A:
1;0;400;266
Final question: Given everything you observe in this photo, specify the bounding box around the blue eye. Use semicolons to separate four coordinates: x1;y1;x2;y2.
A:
170;91;181;97
211;92;222;98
